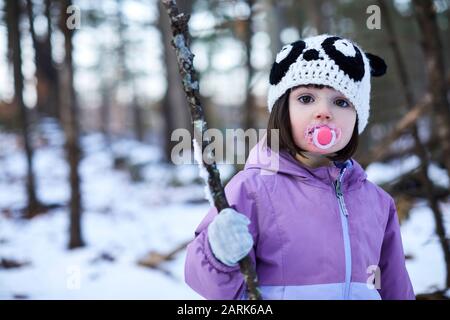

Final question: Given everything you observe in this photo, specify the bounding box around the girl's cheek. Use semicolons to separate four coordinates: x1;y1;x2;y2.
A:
296;126;310;147
288;121;300;142
339;127;353;146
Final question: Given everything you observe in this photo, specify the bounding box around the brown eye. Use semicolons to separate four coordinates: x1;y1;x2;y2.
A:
298;95;314;104
335;99;350;108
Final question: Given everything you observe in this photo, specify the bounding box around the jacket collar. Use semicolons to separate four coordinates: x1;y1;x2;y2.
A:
244;140;367;191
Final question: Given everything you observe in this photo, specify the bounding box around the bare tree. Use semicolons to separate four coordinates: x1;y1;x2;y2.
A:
25;0;59;119
242;0;256;132
379;0;450;291
157;0;193;162
131;94;144;142
412;0;450;179
266;0;288;58
99;75;113;146
115;0;145;141
59;0;84;249
6;0;41;218
306;0;326;34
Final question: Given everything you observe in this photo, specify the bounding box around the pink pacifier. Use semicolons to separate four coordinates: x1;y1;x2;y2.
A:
305;124;341;150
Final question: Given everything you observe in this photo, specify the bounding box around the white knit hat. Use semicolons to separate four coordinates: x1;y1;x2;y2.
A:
267;34;387;134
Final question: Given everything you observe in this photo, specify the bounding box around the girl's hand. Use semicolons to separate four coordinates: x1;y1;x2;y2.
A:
207;208;254;267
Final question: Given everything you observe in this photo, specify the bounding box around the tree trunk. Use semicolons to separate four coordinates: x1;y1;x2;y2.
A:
115;0;145;142
239;0;257;165
413;0;450;180
381;0;450;289
100;81;112;146
59;0;84;249
266;0;288;58
306;0;326;34
6;0;40;218
158;0;193;163
25;0;59;119
242;0;256;131
132;95;144;142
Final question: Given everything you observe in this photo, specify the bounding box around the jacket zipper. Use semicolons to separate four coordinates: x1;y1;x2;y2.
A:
334;168;352;300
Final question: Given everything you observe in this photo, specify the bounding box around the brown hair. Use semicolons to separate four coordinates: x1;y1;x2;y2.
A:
266;84;359;162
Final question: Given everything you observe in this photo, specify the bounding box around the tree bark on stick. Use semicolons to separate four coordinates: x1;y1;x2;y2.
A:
161;0;262;300
379;0;450;289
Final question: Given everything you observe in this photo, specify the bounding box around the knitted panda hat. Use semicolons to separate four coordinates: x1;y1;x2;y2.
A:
268;34;387;134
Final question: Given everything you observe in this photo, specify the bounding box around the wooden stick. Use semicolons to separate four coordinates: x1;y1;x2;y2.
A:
160;0;261;300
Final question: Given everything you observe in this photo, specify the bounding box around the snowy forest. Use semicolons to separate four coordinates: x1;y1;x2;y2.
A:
0;0;449;300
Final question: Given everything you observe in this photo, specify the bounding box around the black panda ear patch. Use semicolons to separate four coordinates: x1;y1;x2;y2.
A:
365;53;387;77
269;40;306;85
321;36;365;82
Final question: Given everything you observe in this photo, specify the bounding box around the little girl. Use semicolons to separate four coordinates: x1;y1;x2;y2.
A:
184;34;415;300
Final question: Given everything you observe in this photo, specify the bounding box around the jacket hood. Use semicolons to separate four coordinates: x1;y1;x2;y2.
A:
244;139;367;191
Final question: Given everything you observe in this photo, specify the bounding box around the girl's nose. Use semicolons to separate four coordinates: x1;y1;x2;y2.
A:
314;110;332;121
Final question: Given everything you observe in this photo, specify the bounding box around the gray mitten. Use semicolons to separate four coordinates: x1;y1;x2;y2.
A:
207;208;254;267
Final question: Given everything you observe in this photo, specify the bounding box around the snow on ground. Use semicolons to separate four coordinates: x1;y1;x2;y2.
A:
0;204;207;299
0;125;219;299
0;123;449;299
366;155;449;189
401;201;450;294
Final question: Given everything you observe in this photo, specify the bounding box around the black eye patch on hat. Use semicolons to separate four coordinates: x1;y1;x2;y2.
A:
269;40;305;85
321;36;366;81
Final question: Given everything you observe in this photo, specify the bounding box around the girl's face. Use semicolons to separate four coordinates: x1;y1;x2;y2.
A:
289;86;357;156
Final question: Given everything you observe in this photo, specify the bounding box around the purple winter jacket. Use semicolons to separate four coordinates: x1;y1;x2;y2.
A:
185;141;415;300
